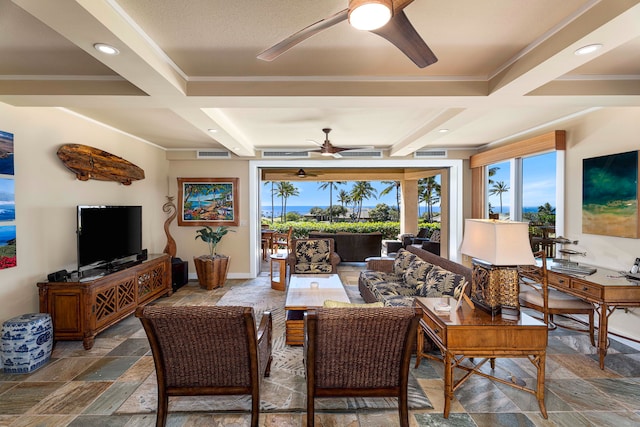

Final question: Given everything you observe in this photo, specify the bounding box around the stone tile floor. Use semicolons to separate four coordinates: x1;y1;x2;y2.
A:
1;263;639;426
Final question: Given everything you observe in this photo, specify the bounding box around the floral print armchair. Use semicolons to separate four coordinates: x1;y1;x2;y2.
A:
287;238;340;274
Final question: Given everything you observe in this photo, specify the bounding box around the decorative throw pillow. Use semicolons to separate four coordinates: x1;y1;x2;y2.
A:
295;240;331;264
419;265;467;298
323;300;384;308
393;249;418;275
403;257;435;289
429;229;441;243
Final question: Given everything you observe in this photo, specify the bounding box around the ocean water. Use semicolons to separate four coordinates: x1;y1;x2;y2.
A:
0;204;15;221
0;154;14;175
0;225;16;245
261;205;547;218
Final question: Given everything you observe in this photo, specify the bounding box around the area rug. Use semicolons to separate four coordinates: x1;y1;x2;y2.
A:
116;278;432;413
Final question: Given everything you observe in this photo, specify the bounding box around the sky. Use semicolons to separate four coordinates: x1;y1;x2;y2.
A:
488;152;557;210
261;152;557;210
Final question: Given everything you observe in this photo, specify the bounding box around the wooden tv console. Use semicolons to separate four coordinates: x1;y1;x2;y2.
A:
37;254;171;350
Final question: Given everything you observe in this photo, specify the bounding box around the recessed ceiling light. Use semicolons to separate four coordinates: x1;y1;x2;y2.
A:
207;129;218;133
574;44;602;56
438;129;449;133
93;43;119;55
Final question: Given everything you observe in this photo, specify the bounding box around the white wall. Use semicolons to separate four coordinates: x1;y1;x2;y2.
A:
166;160;251;278
563;107;640;340
0;103;169;324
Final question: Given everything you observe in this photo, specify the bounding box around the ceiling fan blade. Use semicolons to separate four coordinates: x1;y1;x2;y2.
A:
257;9;349;61
370;10;437;68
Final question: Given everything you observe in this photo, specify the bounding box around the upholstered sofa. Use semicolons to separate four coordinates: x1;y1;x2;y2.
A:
358;245;471;307
307;231;382;262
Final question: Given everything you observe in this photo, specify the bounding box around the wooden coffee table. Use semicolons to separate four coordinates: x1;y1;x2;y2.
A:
284;274;349;345
414;297;548;419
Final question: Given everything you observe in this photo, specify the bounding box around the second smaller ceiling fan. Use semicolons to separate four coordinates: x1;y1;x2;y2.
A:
308;128;373;158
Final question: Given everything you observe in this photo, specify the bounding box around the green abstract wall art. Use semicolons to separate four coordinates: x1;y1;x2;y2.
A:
582;150;639;238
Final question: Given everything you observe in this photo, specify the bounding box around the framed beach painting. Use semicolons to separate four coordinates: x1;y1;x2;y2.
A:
0;130;14;176
178;177;239;226
582;150;639;238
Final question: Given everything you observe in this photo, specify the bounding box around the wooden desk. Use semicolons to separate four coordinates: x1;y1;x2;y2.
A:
547;265;640;369
414;297;548;419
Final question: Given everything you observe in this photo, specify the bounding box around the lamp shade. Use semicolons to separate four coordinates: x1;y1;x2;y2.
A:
460;219;535;266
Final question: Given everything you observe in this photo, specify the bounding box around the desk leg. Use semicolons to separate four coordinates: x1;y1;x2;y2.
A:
443;351;453;418
415;326;424;368
535;353;548;419
597;303;609;370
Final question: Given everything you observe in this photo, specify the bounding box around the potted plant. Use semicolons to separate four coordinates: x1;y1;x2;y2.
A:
193;225;234;290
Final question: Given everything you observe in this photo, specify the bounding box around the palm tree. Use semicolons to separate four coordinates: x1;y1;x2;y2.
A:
318;181;345;223
489;181;510;214
263;181;276;223
337;189;351;220
537;202;556;224
349;181;378;221
380;180;401;214
488;166;499;185
418;177;441;221
275;181;299;221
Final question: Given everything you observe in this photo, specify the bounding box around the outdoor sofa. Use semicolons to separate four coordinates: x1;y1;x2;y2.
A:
308;231;382;262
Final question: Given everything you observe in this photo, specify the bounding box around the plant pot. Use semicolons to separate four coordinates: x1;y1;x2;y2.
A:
193;255;230;290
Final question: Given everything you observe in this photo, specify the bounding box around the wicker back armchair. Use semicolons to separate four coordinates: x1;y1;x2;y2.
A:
304;307;421;427
135;305;273;427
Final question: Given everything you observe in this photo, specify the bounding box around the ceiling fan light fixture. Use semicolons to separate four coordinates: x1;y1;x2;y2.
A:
296;169;307;178
348;0;392;31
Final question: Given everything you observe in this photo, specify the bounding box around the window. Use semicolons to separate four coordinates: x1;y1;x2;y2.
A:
486;161;511;219
485;153;557;223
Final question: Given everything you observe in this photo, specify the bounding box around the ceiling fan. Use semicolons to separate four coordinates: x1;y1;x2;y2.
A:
308;128;374;158
257;0;437;68
294;168;318;178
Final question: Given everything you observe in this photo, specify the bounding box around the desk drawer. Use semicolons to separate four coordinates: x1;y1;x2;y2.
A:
421;314;446;346
548;272;570;290
570;278;601;299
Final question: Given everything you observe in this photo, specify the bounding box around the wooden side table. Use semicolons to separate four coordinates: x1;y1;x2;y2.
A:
270;253;287;291
414;297;548;419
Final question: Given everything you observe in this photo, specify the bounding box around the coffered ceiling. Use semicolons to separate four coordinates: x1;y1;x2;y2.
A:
0;0;638;158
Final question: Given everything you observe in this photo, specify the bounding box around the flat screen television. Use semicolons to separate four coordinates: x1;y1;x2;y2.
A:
77;205;142;273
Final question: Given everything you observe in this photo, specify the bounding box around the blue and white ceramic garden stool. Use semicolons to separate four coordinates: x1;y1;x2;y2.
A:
1;313;53;373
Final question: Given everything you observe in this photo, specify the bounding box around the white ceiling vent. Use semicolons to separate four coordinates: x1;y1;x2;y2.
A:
196;150;231;159
414;149;448;158
261;150;311;159
339;150;383;158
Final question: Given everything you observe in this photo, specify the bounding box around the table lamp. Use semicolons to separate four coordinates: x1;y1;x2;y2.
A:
459;219;536;319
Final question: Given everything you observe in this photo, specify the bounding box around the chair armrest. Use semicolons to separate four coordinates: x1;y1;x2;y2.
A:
365;258;394;273
330;252;341;266
257;311;272;377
